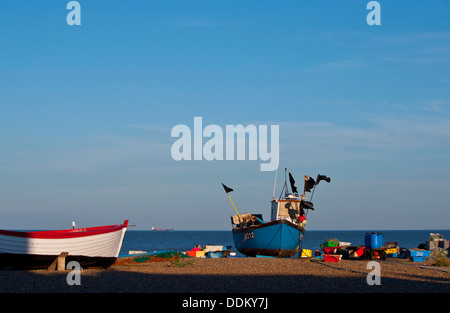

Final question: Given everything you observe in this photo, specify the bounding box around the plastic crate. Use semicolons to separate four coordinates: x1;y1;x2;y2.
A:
385;247;399;254
323;246;340;254
300;249;312;258
324;255;341;262
410;255;425;262
321;241;339;250
386;253;398;258
409;249;430;258
186;250;205;257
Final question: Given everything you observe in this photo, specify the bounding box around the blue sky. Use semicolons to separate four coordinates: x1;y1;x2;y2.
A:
0;1;449;230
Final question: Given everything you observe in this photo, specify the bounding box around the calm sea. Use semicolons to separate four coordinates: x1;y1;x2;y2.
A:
119;229;450;257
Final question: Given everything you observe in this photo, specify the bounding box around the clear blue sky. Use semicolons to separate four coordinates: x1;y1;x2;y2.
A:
0;1;449;230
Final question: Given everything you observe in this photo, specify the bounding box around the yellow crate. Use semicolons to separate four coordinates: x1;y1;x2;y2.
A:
195;251;206;258
300;249;312;258
385;247;398;254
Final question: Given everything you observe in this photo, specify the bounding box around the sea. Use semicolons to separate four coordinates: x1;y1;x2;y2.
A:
119;229;450;257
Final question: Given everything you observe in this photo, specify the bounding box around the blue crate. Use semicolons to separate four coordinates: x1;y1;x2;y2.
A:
386;253;398;258
410;255;425;262
409;250;430;258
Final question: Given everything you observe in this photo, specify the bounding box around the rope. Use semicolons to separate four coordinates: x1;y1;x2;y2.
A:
261;225;281;251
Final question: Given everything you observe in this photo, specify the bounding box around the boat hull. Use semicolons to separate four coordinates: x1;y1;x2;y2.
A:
0;220;128;270
232;219;303;257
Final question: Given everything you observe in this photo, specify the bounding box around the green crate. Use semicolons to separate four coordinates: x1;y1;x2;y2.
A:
320;239;339;250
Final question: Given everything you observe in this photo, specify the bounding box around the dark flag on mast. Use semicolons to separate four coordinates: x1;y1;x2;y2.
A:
304;176;316;193
301;200;314;211
288;172;298;194
316;174;331;185
221;183;233;194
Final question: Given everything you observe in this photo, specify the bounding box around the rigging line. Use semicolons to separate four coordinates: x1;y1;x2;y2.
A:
263;225;282;250
286;223;300;242
272;168;278;199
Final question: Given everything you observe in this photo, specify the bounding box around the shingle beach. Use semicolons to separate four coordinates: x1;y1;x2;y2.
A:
0;258;448;293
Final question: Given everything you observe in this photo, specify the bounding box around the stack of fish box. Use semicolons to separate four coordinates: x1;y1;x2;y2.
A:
398;247;408;259
321;240;341;262
385;247;399;258
384;242;399;258
323;250;341;262
186;249;205;258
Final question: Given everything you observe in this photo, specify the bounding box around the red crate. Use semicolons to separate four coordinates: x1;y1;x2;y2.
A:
186;251;196;257
323;247;339;254
324;254;341;262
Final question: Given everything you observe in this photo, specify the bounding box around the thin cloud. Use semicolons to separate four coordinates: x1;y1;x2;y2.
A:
422;99;449;113
168;17;240;28
306;59;362;73
279;114;450;164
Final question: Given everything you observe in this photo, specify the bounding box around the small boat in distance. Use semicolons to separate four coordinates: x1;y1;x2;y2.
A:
151;227;173;231
0;220;129;270
223;169;330;258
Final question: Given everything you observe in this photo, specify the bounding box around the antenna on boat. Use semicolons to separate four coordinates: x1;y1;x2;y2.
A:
272;168;278;199
278;168;288;199
309;185;317;202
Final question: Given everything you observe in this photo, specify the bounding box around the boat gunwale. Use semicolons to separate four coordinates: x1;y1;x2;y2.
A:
0;220;128;239
231;219;304;233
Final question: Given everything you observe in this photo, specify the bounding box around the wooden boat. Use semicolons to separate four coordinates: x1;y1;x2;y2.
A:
0;220;128;270
225;169;330;257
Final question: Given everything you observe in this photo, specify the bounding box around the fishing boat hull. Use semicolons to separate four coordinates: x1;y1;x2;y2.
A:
0;220;128;270
232;219;303;257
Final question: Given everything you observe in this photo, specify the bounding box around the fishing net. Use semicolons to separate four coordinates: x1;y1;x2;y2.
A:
132;250;189;263
114;250;190;266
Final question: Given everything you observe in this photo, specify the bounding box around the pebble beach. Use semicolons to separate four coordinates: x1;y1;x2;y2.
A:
0;257;448;293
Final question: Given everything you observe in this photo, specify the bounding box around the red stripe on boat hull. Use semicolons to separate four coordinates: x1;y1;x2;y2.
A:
0;220;128;239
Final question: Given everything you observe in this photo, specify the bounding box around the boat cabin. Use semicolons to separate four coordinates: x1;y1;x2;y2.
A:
230;192;313;229
271;192;313;225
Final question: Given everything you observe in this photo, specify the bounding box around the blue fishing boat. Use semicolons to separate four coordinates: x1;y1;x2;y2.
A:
223;169;330;258
232;219;303;257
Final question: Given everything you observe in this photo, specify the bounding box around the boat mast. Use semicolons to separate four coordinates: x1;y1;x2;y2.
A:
278;168;288;199
272;168;278;199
